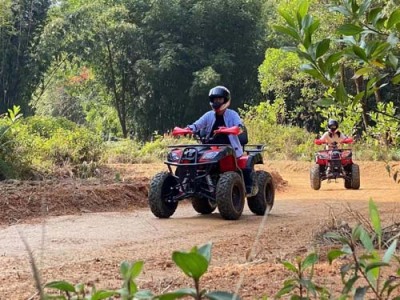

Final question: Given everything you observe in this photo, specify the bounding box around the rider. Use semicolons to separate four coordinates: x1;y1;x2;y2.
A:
319;119;348;149
186;85;244;157
186;86;255;193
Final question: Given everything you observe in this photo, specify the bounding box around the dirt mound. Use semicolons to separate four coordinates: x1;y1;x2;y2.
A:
0;165;287;226
0;177;149;225
270;171;288;191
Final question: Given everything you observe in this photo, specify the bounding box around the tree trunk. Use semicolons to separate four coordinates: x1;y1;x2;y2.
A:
354;75;369;132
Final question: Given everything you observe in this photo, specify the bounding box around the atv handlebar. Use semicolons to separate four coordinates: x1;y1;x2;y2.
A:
314;137;354;145
172;126;240;137
213;126;240;136
172;127;193;136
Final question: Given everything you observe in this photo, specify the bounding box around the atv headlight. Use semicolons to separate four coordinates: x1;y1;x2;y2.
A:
201;151;219;160
168;152;181;162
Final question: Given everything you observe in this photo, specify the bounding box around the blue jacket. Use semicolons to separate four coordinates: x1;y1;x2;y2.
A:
187;109;244;157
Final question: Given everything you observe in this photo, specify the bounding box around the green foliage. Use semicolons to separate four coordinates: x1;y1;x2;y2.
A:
325;198;400;299
368;102;400;146
316;102;363;136
0;105;23;178
43;242;237;300
275;0;400;180
275;199;400;299
0;0;52;115
276;253;330;299
240;100;316;160
258;48;306;96
0;115;103;179
103;134;195;164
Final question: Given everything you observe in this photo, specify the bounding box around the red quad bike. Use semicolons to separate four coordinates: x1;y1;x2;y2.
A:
148;126;275;220
310;137;360;190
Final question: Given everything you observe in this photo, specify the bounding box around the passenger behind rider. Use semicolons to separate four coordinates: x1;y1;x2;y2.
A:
186;85;254;193
318;119;348;149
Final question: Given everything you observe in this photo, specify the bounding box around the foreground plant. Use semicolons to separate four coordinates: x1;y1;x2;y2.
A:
274;198;400;299
326;199;400;299
43;242;238;300
275;253;330;299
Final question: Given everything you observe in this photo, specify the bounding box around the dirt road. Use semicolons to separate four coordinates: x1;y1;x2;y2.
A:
0;161;399;299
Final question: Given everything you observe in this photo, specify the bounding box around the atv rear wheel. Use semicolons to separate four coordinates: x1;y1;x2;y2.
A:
310;165;321;190
192;197;217;214
148;172;179;218
216;171;245;220
247;171;275;215
351;163;360;189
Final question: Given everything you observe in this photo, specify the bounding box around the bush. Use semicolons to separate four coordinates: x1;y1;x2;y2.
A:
0;115;103;179
241;100;316;160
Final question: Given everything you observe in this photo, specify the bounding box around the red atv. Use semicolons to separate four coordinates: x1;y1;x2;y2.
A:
148;126;275;220
310;137;360;190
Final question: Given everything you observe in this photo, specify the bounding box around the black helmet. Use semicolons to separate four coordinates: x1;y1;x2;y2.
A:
208;86;231;112
328;119;339;131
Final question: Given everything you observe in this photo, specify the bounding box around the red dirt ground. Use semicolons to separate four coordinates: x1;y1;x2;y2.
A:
0;161;399;299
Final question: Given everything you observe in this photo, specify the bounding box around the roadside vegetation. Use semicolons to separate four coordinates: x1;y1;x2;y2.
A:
1;0;400;298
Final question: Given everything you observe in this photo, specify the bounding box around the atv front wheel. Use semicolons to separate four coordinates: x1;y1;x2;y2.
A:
310;165;321;190
351;164;360;189
216;171;245;220
192;196;217;214
247;171;275;215
344;178;352;189
148;172;179;218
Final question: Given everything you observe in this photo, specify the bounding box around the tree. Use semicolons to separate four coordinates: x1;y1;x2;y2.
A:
0;0;51;114
275;0;400;134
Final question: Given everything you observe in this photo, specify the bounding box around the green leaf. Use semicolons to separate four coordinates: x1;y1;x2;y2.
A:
383;239;398;263
342;275;359;294
337;24;364;35
325;52;343;67
91;290;119;300
134;290;155;299
158;288;198;300
274;25;300;41
172;251;208;280
301;253;318;270
282;261;298;273
387;53;399;69
352;67;374;79
387;9;400;29
327;249;347;264
365;261;390;273
359;227;374;251
352;45;368;62
335;82;348;103
308;19;320;35
298;0;309;19
367;7;383;24
371;42;390;59
316;98;335;107
278;9;296;28
359;0;372;16
275;284;296;297
296;49;314;63
130;261;144;279
197;242;212;263
316;39;330;58
205;291;240;300
392;73;400;84
369;198;382;237
354;286;368;299
44;281;76;292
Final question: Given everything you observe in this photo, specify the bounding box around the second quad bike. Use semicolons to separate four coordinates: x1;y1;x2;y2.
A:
310;137;360;190
148;126;275;220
